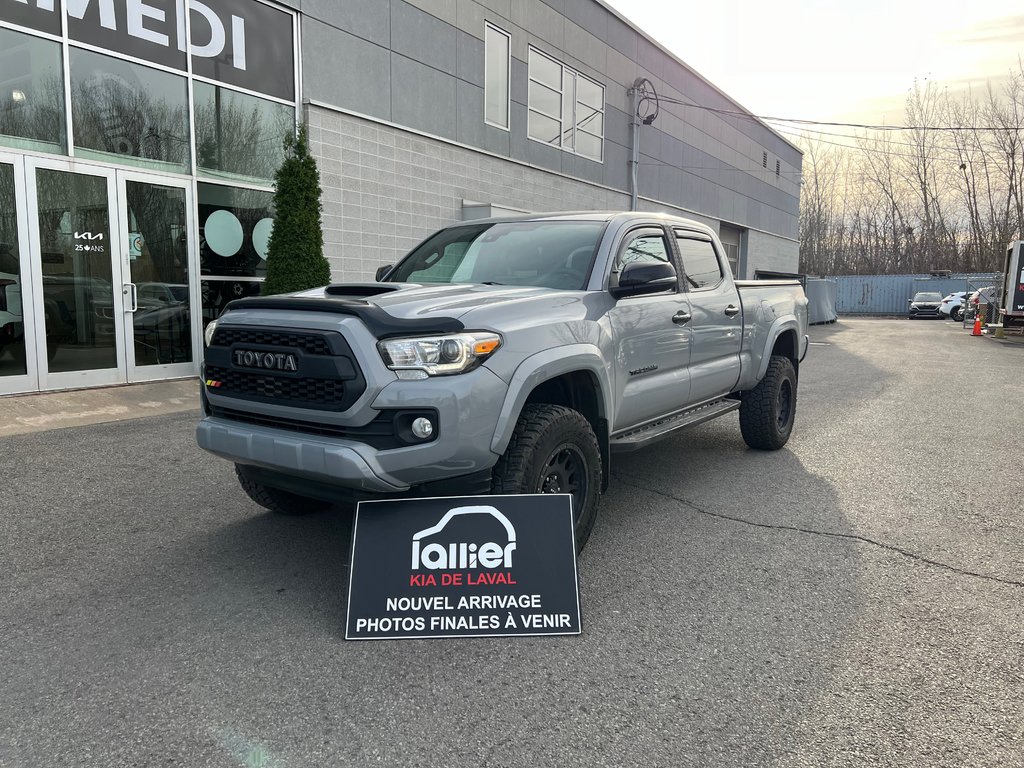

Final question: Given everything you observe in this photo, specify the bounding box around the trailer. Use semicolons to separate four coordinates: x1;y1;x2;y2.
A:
1000;241;1024;330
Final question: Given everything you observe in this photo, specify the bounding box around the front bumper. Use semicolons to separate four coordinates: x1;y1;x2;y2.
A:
197;364;509;494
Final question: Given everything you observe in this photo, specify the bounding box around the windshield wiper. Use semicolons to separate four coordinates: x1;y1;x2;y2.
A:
480;281;505;286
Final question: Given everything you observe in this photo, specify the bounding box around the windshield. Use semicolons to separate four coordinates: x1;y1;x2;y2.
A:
387;221;606;290
913;292;942;302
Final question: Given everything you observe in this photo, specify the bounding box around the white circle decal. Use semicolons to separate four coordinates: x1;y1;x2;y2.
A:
205;210;243;257
252;217;274;261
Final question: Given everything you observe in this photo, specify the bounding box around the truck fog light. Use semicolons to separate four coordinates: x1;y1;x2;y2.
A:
411;417;434;439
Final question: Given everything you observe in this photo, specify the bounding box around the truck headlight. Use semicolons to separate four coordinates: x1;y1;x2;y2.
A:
204;319;219;347
378;332;502;377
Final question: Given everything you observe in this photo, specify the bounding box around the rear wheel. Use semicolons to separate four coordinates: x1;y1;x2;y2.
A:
491;404;602;553
740;355;797;450
235;464;332;515
950;306;963;321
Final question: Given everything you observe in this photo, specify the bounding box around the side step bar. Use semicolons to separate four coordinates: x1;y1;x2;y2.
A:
610;399;740;453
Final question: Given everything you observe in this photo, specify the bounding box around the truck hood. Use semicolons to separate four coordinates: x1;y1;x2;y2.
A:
297;282;587;327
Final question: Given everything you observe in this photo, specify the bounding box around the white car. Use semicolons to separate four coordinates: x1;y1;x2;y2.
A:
0;270;22;355
938;291;969;321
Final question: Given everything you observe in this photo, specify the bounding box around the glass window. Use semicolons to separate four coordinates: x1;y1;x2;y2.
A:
69;48;189;173
529;49;561;90
484;23;509;130
0;28;66;155
527;48;604;161
124;180;192;366
194;82;294;184
528;49;563;147
198;182;273;325
675;236;723;289
574;73;604;161
388;221;604;291
34;168;119;373
617;234;670;270
0;162;27;376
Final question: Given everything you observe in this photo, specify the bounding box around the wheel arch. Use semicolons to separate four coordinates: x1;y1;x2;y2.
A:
490;346;612;491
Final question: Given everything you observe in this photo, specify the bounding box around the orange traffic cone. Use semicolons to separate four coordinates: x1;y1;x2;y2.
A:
971;314;982;336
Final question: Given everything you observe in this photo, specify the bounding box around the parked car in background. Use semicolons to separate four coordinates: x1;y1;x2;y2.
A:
939;291;969;321
964;286;998;322
908;292;943;319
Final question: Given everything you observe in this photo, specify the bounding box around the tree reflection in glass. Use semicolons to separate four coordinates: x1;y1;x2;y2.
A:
70;48;190;174
0;28;66;154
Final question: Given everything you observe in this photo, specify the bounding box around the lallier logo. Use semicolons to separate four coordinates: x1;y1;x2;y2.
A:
409;506;517;587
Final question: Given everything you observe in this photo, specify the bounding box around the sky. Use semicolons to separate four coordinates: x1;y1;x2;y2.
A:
604;0;1023;132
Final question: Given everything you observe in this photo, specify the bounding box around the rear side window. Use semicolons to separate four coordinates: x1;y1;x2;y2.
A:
675;235;722;289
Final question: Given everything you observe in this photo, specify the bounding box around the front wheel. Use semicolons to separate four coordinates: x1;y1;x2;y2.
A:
235;464;333;515
739;355;797;450
491;404;602;553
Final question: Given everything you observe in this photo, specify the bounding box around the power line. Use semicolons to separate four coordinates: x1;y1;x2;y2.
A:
653;94;1024;133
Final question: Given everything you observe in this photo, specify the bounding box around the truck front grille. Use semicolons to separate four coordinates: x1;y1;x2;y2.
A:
203;324;366;412
211;327;332;356
205;365;348;408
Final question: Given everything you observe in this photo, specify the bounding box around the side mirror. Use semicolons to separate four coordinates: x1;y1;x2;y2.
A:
611;260;678;298
375;264;393;282
908;298;913;303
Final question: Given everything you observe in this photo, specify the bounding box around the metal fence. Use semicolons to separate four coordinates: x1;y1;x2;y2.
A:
831;273;1000;315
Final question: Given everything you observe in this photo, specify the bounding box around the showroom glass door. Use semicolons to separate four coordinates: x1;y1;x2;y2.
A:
116;171;198;383
25;158;126;390
24;159;199;390
0;152;38;395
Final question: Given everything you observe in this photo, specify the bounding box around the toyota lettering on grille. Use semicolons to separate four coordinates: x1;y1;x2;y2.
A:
233;349;298;372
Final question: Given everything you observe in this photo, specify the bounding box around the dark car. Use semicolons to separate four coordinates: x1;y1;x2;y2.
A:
908;291;943;319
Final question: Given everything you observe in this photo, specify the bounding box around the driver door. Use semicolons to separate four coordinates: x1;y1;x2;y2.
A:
605;227;693;433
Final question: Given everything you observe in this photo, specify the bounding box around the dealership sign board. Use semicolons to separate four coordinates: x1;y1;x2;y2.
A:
5;0;295;101
345;495;581;640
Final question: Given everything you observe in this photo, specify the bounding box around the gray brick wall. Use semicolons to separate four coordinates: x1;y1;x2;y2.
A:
308;104;796;281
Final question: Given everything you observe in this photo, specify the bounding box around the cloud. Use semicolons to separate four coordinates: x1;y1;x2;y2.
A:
951;15;1024;44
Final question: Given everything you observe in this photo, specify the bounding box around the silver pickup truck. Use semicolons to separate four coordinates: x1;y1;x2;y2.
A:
197;212;808;550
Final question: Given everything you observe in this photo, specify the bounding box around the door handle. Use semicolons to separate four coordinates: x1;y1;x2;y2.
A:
124;283;138;312
672;310;692;325
724;304;740;317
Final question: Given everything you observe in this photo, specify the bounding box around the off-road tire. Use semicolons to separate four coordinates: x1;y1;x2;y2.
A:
235;464;332;515
739;355;797;451
491;404;602;553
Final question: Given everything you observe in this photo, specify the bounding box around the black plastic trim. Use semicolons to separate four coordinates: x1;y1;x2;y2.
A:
236;464;494;505
222;296;465;339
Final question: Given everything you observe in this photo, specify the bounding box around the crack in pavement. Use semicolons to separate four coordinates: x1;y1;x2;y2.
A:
614;475;1024;589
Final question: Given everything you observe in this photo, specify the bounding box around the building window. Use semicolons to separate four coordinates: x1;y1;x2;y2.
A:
484;23;510;130
527;47;604;162
194;83;294;184
198;182;273;327
69;47;190;174
0;27;66;155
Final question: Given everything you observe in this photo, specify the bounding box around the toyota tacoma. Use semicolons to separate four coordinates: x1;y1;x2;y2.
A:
197;212;809;550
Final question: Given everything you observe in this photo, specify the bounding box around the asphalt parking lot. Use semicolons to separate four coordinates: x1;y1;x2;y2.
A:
2;317;1023;768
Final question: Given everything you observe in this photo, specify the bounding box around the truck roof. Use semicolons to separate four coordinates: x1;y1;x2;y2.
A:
446;211;715;235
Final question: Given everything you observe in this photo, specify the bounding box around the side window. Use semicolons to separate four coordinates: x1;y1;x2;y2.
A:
615;232;671;271
675;235;723;289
